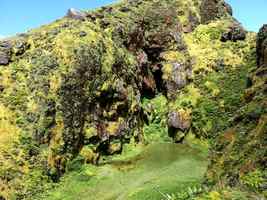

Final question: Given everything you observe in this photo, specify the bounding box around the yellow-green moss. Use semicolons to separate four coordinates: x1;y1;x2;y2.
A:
49;73;62;93
80;146;98;164
0;105;25;200
0;104;20;150
84;126;97;139
170;84;202;109
162;51;186;63
184;20;246;73
106;118;124;136
204;81;220;97
54;26;100;69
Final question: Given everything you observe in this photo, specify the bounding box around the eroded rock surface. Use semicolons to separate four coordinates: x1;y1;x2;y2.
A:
168;110;191;142
66;8;86;20
0;41;12;65
221;22;246;42
257;24;267;67
200;0;232;23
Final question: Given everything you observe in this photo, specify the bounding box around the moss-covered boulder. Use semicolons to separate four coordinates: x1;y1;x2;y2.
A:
167;109;191;142
221;22;247;42
0;41;12;65
200;0;232;24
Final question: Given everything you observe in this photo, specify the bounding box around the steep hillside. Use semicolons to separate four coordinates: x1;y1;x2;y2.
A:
205;24;267;199
0;0;265;199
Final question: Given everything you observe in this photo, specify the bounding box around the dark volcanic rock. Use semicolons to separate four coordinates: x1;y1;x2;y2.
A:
221;22;246;42
66;8;86;20
0;40;12;65
257;24;267;67
142;75;157;96
200;0;233;24
168;110;191;142
119;6;131;12
165;62;192;97
200;0;218;23
0;195;6;200
168;111;191;131
0;40;12;49
0;52;10;65
186;11;200;33
14;39;30;56
79;31;87;37
170;31;187;51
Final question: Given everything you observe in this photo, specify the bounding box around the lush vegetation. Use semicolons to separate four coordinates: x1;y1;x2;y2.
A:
0;0;266;199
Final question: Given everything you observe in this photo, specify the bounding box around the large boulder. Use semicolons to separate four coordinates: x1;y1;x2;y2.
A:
0;52;10;65
168;110;191;131
257;24;267;67
221;22;247;42
200;0;233;24
0;41;12;65
13;39;30;56
164;62;192;98
168;110;191;142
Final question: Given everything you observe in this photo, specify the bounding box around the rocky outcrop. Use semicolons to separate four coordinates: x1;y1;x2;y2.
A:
13;39;30;56
200;0;233;24
221;22;247;42
257;24;267;67
66;8;86;20
168;110;191;131
0;41;12;65
168;110;191;142
0;38;29;66
32;0;200;178
185;11;200;33
164;62;192;98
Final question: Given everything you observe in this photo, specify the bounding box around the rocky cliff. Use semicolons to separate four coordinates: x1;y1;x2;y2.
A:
0;0;266;199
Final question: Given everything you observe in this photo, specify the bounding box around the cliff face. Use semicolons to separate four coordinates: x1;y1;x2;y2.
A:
0;0;265;199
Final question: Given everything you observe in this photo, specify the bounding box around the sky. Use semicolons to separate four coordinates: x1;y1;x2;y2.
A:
226;0;267;32
0;0;117;38
0;0;266;38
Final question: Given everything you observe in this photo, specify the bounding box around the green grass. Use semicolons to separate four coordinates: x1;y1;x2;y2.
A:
37;142;208;200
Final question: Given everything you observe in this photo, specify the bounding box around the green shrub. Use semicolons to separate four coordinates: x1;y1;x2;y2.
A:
240;169;266;191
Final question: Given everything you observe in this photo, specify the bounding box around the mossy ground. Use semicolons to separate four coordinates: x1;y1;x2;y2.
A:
36;141;208;200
